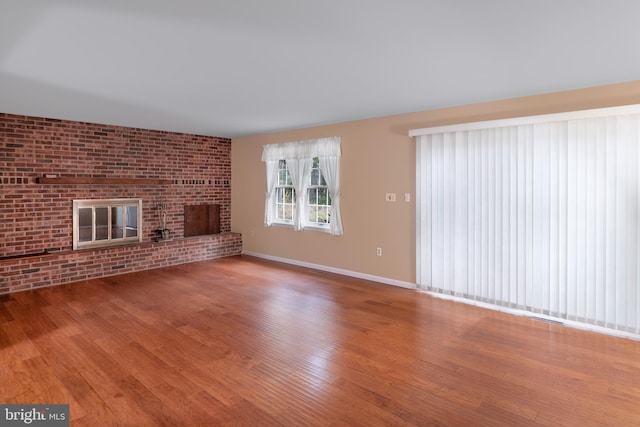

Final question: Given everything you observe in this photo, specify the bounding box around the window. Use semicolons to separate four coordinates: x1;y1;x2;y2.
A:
262;137;343;235
274;157;332;226
73;199;143;249
275;159;295;223
307;157;331;225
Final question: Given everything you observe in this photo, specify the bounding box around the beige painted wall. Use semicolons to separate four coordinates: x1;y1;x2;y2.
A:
231;80;640;285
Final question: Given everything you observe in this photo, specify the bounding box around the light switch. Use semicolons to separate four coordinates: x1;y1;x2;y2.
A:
385;193;396;202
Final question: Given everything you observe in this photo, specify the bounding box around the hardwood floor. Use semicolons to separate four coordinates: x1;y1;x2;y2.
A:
1;255;639;426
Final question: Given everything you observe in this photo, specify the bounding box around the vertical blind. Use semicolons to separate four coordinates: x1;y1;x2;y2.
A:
413;107;640;334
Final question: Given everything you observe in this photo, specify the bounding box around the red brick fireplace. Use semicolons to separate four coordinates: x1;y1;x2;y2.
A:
0;113;241;294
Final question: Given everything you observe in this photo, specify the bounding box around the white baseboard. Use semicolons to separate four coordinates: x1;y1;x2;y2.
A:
422;290;640;342
242;250;639;341
242;250;416;290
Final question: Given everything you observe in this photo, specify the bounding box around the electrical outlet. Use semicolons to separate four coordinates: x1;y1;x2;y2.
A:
385;193;396;202
376;247;382;256
405;193;411;202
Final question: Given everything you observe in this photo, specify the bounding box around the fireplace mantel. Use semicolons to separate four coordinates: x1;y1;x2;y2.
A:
36;177;171;185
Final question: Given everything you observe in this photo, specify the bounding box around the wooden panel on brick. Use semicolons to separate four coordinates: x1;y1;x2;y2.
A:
184;204;220;237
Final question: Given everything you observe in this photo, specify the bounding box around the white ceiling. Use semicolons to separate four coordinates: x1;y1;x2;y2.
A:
1;0;640;138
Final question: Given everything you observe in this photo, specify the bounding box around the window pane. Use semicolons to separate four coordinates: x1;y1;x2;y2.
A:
309;206;318;222
311;168;319;185
276;188;295;221
95;207;109;240
284;188;294;203
126;206;138;237
278;160;293;185
319;206;329;223
78;208;92;242
284;204;294;220
306;179;331;224
111;206;124;238
318;188;328;204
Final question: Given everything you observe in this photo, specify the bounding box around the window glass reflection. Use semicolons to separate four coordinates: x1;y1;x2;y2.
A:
78;208;92;242
126;206;138;237
95;207;108;240
111;206;123;238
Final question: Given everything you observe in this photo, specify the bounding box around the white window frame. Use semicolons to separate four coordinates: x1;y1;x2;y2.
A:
305;157;332;228
73;198;143;250
272;157;331;230
274;159;296;225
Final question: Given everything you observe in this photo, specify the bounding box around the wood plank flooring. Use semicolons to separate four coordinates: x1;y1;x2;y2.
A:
1;255;639;426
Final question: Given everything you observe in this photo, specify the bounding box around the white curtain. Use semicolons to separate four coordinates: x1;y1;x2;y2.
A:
263;160;279;226
262;137;342;233
415;110;640;334
286;158;313;231
318;156;343;235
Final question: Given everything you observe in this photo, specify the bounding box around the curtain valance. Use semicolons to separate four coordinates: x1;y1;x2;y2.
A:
262;137;341;161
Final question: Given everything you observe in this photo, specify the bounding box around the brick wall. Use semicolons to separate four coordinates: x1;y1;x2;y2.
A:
0;113;242;294
0;234;243;294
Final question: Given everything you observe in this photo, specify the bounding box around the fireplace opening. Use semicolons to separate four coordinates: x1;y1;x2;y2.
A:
73;199;143;250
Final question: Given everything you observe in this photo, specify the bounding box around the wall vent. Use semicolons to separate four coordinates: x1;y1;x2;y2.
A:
1;177;30;184
170;178;230;186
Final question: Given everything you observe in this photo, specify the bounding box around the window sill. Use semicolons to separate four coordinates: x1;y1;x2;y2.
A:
304;225;331;233
269;222;331;234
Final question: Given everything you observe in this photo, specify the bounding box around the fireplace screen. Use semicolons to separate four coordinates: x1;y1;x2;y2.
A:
73;199;143;250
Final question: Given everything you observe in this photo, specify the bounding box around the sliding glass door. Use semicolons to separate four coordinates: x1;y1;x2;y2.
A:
413;106;640;335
